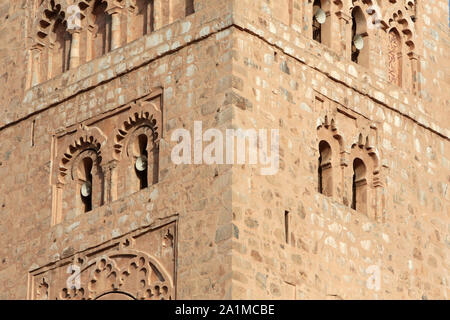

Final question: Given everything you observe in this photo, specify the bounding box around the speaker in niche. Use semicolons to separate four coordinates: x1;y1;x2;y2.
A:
353;34;364;50
314;8;326;24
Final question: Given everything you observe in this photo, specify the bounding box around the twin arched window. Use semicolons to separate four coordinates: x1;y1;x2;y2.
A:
317;140;373;216
309;2;415;91
53;109;161;222
68;130;158;215
311;3;369;67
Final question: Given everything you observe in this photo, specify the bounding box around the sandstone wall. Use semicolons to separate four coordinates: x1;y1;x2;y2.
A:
0;0;448;300
229;0;449;299
0;0;234;299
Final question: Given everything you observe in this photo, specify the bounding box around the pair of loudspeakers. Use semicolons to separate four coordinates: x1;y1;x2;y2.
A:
80;155;148;197
314;8;364;50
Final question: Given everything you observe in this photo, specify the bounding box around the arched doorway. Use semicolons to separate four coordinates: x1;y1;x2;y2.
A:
95;291;136;300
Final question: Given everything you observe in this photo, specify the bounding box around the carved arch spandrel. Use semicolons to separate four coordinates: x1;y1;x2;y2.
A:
29;219;177;300
60;250;174;300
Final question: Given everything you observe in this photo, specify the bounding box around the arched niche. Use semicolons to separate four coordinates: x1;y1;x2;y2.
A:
128;0;154;43
113;101;162;198
312;0;331;47
351;157;367;214
317;116;345;201
351;6;369;67
388;28;402;87
318;140;333;196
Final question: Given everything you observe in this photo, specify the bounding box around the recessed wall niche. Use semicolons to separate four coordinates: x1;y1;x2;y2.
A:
50;91;163;225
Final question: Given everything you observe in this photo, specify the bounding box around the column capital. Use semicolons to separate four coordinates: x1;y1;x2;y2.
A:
68;28;82;35
106;5;124;16
102;160;119;171
407;51;420;61
56;181;66;188
31;42;45;52
336;11;351;22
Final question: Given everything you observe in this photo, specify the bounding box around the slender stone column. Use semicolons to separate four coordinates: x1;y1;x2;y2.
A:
47;42;55;79
30;44;43;87
102;160;118;204
153;0;163;30
336;11;352;59
69;30;81;69
408;52;421;96
303;0;313;39
52;183;64;226
108;7;123;50
85;25;94;62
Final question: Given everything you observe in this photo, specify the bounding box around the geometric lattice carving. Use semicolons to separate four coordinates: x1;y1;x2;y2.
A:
59;251;173;300
29;219;177;300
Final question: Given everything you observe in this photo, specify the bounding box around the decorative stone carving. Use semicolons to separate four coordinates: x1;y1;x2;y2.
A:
29;219;177;300
114;99;162;160
58;125;107;184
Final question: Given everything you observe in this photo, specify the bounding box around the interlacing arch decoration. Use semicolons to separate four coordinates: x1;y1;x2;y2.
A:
34;0;71;42
59;249;174;300
34;0;125;39
350;0;381;26
30;0;71;85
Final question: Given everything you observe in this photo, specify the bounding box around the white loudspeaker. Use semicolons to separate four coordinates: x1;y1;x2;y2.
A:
314;8;326;24
135;155;148;172
353;34;364;50
81;181;92;198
